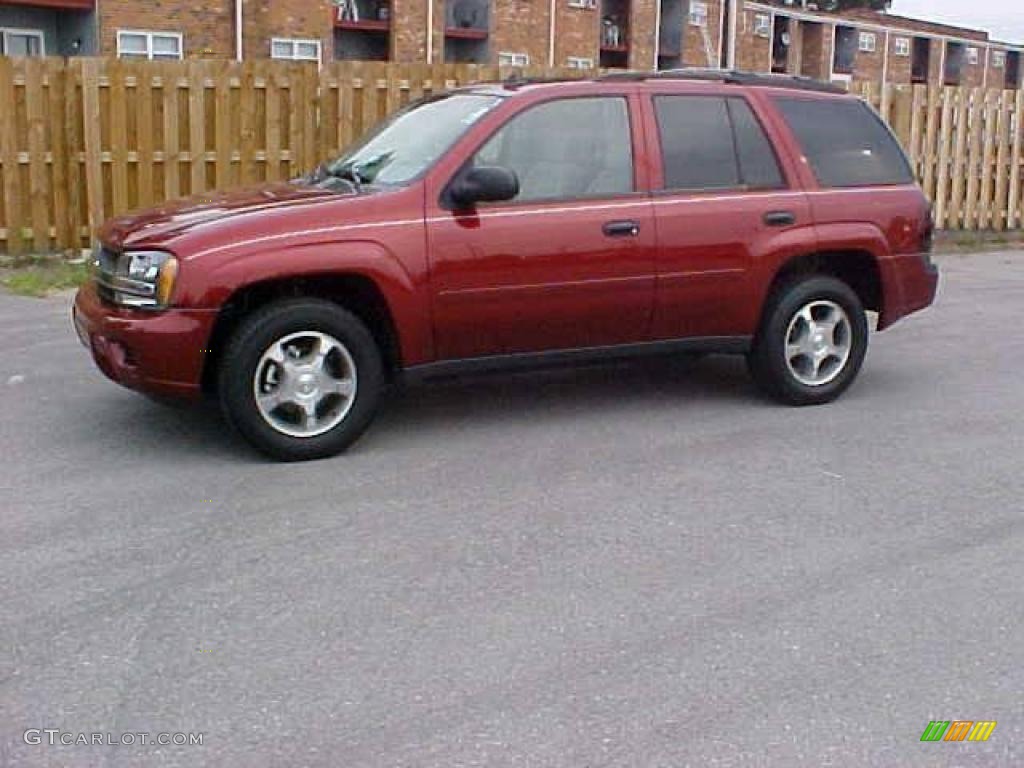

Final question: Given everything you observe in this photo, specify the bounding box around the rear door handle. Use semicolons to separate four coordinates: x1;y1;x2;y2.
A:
764;211;796;227
603;220;640;238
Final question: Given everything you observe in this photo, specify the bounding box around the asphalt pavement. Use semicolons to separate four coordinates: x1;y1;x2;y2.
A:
1;252;1022;767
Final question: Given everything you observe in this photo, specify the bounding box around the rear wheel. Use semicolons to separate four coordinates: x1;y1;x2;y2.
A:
218;299;384;460
747;275;868;405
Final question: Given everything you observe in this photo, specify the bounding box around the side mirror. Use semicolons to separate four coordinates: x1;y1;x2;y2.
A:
450;166;519;208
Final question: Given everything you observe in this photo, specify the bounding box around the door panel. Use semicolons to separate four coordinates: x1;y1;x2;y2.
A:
646;92;813;339
426;94;656;360
652;191;813;339
428;200;656;359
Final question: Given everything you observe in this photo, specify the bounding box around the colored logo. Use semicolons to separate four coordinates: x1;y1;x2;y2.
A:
920;721;997;742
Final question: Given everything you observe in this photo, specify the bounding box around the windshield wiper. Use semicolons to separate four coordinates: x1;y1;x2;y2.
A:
329;165;366;191
303;162;365;192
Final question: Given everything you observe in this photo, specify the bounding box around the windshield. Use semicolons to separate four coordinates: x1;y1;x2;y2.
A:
324;93;501;187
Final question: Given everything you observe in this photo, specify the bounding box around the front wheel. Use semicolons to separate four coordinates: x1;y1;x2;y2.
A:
218;299;384;461
747;275;868;406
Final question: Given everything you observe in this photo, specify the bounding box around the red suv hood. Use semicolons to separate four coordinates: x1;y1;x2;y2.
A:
99;182;353;251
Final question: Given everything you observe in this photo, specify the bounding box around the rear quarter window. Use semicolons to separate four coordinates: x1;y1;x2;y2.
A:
773;97;915;188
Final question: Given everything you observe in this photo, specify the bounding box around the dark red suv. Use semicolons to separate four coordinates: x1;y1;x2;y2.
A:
73;70;938;461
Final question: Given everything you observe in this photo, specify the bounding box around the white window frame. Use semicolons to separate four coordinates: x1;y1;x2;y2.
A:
689;1;708;28
116;30;183;60
992;50;1007;69
567;0;596;8
0;27;46;57
566;56;594;69
498;51;529;67
753;14;771;39
270;37;322;63
858;32;876;53
966;46;979;65
893;37;910;57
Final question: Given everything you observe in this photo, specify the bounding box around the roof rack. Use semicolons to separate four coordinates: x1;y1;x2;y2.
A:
501;72;577;90
598;68;847;94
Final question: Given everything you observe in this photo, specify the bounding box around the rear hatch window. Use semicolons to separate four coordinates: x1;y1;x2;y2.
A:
773;97;915;188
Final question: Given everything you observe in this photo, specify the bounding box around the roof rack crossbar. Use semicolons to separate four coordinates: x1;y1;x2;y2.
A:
598;68;847;94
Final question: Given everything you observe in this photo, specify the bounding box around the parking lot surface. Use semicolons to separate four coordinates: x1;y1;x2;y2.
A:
1;252;1022;767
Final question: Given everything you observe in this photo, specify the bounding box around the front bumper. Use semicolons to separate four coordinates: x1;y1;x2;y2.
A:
877;252;939;331
73;281;217;400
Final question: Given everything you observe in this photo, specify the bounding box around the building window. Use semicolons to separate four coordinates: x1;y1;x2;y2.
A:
566;56;594;69
753;14;771;39
966;47;979;65
271;38;321;62
894;37;911;57
858;32;876;53
0;28;45;57
689;1;708;27
567;0;597;8
498;51;529;66
117;30;183;60
993;50;1007;69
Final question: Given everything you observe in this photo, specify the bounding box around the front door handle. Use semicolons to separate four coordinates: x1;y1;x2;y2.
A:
764;211;796;227
603;220;641;238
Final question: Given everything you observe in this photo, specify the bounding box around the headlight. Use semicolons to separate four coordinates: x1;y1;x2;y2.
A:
95;248;179;309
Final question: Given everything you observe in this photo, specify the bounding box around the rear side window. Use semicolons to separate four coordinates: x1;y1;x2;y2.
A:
773;97;914;188
653;96;785;191
727;99;785;190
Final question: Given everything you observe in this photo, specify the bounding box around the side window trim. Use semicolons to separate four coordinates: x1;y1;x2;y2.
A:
441;94;641;209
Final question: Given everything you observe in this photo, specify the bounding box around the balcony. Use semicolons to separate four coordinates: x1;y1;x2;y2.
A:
333;0;391;60
944;41;965;86
832;25;857;76
0;0;98;55
599;0;629;68
445;0;489;63
656;0;683;69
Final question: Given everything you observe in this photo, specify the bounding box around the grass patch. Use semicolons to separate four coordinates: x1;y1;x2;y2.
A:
0;260;89;297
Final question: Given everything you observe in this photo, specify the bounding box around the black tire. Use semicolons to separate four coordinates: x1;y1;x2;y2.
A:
747;275;868;406
218;299;384;461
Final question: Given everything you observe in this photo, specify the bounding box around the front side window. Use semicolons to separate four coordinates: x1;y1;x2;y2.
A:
653;96;784;192
774;97;915;189
326;93;500;187
469;97;634;203
858;32;876;53
894;37;910;57
117;30;182;60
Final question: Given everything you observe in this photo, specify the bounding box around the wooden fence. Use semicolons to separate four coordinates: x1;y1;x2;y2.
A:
0;58;1022;254
856;82;1024;232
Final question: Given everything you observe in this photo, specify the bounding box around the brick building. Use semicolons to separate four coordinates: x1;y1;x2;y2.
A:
0;0;1021;90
